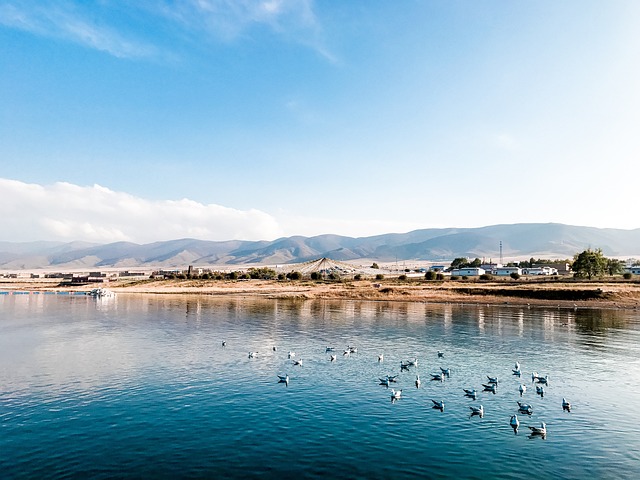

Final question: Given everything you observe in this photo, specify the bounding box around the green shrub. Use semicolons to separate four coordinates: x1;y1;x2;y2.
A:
375;274;384;280
354;274;362;280
436;273;444;281
425;271;437;280
450;275;459;280
398;274;407;281
479;274;493;281
623;272;633;280
510;272;521;280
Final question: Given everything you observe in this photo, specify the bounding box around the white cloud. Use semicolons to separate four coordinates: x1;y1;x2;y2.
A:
0;1;159;59
157;0;334;60
0;1;332;60
0;178;284;243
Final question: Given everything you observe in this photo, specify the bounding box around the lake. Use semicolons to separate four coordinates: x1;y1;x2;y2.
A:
1;293;640;479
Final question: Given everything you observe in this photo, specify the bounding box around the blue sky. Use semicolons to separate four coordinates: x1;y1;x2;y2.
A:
1;1;639;243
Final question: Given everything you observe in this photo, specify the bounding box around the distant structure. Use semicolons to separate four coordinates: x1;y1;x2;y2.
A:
287;258;370;277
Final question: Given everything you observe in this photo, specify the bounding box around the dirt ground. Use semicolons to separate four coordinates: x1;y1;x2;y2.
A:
3;277;640;310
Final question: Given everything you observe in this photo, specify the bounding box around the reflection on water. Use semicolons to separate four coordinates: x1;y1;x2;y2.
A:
1;294;640;479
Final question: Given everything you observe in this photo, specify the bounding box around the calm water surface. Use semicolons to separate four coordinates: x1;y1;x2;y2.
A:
1;294;640;479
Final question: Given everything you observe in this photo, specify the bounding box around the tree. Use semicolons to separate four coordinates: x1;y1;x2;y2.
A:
572;248;607;280
450;257;469;269
510;272;520;280
425;271;437;280
606;258;624;276
286;271;302;280
371;263;379;269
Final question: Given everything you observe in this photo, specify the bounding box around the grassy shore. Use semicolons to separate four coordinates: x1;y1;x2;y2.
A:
2;277;640;310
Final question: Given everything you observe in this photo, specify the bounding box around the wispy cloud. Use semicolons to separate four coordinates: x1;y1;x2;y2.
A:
0;0;333;60
154;0;334;60
0;1;159;59
0;178;283;243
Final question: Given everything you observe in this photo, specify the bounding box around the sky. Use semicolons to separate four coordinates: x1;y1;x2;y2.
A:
1;0;639;244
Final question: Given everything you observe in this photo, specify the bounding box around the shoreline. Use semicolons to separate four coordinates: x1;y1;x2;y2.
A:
2;278;640;310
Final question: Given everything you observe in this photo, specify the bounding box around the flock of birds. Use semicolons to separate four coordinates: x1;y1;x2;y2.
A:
224;341;572;439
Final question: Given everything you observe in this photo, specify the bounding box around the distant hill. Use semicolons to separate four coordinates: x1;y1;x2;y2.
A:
1;223;639;270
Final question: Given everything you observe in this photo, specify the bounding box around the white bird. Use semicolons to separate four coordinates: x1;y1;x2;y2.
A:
487;375;498;384
440;367;451;377
277;374;289;383
514;361;520;371
562;398;571;411
378;354;384;362
432;399;445;410
415;375;421;388
325;347;335;352
288;351;295;359
519;384;526;395
408;358;418;367
463;388;477;398
343;350;351;357
469;405;484;416
517;401;533;414
536;385;545;396
510;414;520;430
222;341;227;347
528;422;547;436
437;351;444;358
330;354;337;362
482;383;497;393
536;375;550;385
513;369;522;376
531;371;539;382
391;389;402;400
349;346;358;354
379;377;390;387
431;373;445;381
248;351;257;358
293;359;303;366
387;375;399;383
400;362;410;370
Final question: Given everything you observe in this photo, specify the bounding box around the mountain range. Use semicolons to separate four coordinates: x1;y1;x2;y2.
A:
1;223;639;271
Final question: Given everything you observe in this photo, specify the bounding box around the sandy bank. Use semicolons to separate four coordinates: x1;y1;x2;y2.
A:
2;277;640;310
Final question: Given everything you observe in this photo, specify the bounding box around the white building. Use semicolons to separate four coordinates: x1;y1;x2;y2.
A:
495;267;522;276
451;267;486;276
522;266;558;275
625;267;640;275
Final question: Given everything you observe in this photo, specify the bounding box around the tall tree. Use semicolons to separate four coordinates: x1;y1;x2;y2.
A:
606;258;624;276
572;248;607;280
